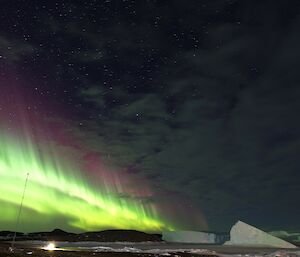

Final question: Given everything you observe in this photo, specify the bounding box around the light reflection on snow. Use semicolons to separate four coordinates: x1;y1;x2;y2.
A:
42;242;57;251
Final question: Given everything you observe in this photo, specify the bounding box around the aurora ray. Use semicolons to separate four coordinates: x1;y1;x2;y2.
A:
0;129;173;232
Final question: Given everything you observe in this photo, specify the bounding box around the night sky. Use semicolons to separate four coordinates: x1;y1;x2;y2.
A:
0;0;300;233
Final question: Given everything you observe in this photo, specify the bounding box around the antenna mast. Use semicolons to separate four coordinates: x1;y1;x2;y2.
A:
10;172;30;251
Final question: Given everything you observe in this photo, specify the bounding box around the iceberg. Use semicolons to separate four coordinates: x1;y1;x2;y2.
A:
162;230;227;244
225;221;297;248
269;230;300;245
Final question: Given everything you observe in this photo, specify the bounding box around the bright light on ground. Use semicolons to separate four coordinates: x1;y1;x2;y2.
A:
43;242;57;251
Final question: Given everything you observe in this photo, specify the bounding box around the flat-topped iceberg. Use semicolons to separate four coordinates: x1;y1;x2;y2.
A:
162;230;228;244
225;220;297;248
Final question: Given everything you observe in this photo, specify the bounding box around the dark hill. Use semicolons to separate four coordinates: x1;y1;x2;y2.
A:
0;231;23;237
79;229;162;242
0;229;162;242
28;229;76;241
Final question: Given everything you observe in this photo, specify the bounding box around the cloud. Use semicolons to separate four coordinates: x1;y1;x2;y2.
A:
0;36;35;61
73;4;300;230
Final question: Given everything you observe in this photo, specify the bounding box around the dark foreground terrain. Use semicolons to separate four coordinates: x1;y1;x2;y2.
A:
0;229;163;243
0;242;217;257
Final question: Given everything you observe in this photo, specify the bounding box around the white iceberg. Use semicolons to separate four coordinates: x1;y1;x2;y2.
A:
225;220;297;248
162;230;219;244
269;230;300;244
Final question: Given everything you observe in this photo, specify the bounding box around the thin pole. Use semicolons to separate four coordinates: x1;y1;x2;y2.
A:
11;173;29;250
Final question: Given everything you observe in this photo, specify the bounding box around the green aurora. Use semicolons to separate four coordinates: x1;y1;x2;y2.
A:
0;130;173;232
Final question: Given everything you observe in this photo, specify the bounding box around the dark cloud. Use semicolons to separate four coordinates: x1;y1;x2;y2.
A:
71;1;300;231
0;35;34;62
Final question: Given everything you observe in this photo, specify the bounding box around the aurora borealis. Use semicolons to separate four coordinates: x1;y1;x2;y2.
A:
0;123;173;232
0;75;173;232
1;1;300;233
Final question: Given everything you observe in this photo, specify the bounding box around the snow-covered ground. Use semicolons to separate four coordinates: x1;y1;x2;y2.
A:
18;241;300;257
